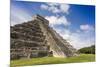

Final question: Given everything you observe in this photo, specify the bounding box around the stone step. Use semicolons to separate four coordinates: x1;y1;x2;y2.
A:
13;21;39;28
11;46;49;52
13;20;40;29
11;25;42;33
11;39;47;48
11;31;45;41
11;50;49;56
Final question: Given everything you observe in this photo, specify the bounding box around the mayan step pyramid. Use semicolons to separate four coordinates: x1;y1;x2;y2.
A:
11;14;77;60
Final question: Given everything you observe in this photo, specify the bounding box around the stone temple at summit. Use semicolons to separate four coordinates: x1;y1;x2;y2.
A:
10;14;77;60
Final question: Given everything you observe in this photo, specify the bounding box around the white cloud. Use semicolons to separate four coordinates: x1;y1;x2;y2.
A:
47;3;59;6
60;4;70;14
40;3;70;14
80;24;94;32
40;4;48;10
45;16;70;27
11;4;32;26
68;32;95;49
48;5;60;13
11;2;95;49
50;23;95;49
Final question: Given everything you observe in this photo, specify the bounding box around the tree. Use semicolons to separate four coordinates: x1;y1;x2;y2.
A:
78;45;95;54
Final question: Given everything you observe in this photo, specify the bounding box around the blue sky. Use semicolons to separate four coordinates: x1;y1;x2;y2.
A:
11;0;95;49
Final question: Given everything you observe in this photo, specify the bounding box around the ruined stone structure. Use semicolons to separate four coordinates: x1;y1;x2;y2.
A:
11;14;77;60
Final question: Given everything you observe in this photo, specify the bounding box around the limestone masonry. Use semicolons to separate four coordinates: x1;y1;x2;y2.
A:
11;14;77;60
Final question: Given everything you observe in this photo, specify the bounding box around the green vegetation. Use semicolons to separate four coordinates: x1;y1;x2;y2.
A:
78;45;95;54
11;54;95;67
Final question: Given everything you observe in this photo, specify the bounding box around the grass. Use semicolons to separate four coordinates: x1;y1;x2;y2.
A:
10;54;95;67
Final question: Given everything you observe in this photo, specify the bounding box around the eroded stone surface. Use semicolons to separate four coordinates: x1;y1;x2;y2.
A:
11;14;77;60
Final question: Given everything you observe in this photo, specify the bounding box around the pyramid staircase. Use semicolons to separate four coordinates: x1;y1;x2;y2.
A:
11;20;51;59
11;14;77;60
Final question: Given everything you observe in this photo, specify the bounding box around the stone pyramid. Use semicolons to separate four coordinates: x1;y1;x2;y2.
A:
11;14;77;60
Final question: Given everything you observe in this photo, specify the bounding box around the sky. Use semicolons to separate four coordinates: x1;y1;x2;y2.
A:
11;0;95;49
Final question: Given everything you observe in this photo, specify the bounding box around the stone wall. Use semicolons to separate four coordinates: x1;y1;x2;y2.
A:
10;14;77;60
